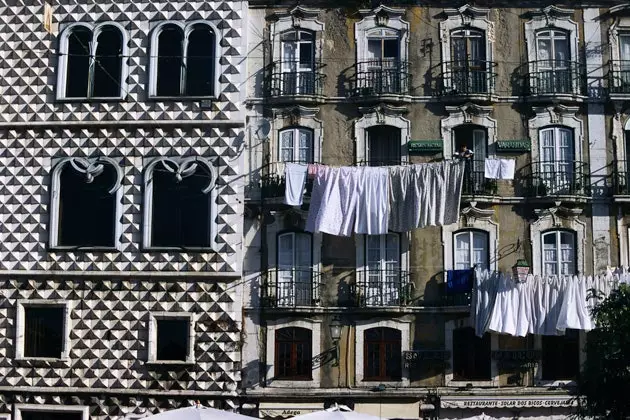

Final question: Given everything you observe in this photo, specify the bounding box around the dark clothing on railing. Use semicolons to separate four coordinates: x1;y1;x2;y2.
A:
447;269;474;294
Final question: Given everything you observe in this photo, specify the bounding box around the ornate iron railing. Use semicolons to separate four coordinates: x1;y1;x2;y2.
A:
268;61;326;97
518;160;590;197
461;159;497;196
353;269;413;307
609;60;630;94
258;161;316;200
263;268;323;307
525;60;585;96
437;60;497;96
612;160;630;195
350;59;411;97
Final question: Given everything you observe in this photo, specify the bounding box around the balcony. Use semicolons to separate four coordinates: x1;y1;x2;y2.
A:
612;160;630;198
349;59;411;102
353;269;413;307
524;60;586;101
267;61;326;104
461;160;497;197
437;60;497;101
254;161;315;203
518;160;590;199
608;60;630;99
262;268;323;308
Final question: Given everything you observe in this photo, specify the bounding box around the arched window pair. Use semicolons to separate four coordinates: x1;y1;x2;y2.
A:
50;157;216;250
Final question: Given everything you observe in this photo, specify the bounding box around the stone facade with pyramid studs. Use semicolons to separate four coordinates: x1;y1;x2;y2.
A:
0;0;247;417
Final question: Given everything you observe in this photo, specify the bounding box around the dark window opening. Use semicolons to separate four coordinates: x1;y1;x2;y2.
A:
24;306;64;358
542;329;580;380
156;318;189;361
58;162;117;247
65;27;92;98
151;166;212;248
185;25;214;96
453;327;491;381
366;125;401;166
275;327;312;380
364;327;402;381
21;411;82;420
156;26;183;96
93;26;123;98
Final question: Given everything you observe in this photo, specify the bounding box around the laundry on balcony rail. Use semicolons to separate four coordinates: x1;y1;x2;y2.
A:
303;161;465;236
471;269;630;338
483;158;515;180
284;163;308;206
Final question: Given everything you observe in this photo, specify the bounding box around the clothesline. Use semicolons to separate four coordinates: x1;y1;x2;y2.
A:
471;268;629;337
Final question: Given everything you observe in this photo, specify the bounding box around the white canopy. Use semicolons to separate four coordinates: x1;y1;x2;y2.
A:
141;406;254;420
289;405;385;420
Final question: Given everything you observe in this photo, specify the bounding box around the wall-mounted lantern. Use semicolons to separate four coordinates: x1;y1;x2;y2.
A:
513;259;530;283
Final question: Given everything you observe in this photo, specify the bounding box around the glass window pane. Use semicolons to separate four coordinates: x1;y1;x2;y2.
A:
537;38;551;62
93;27;123;98
383;39;399;59
620;34;630;61
367;39;381;61
65;27;92;97
156;26;183;96
185;25;214;96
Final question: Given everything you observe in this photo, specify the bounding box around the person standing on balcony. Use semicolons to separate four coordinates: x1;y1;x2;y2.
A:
453;144;474;160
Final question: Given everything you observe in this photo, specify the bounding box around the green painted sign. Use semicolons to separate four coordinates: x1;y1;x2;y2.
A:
408;140;443;153
497;140;531;152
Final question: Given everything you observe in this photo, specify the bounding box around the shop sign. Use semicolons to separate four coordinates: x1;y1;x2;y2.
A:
403;350;450;367
259;409;320;418
408;140;443;153
441;396;576;409
496;140;531;152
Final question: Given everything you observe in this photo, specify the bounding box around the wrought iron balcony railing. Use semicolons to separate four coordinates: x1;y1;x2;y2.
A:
263;268;323;308
518;160;590;197
609;60;630;95
267;61;325;97
525;60;585;96
437;60;497;96
612;160;630;195
461;159;497;196
350;59;411;97
353;269;413;307
258;161;315;200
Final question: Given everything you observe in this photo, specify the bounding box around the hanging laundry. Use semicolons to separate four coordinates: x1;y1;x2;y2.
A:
284;163;308;206
484;158;516;180
446;269;474;294
355;166;389;235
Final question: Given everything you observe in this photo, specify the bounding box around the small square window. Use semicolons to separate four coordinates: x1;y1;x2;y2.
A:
148;313;195;364
15;405;88;420
16;301;71;361
21;412;82;420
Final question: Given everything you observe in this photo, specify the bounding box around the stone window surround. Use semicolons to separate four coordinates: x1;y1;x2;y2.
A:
440;103;497;159
441;203;498;273
266;222;322;276
147;312;196;364
355;318;411;387
142;156;218;250
269;6;325;64
148;20;221;98
14;405;89;420
355;232;410;279
355;5;409;64
266;318;322;388
607;11;630;92
354;104;410;164
529;206;586;276
15;299;72;362
439;5;495;89
49;157;124;250
528;105;584;163
270;106;323;165
56;22;129;101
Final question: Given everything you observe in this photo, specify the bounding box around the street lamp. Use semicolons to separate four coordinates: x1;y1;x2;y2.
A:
329;317;342;367
512;259;530;283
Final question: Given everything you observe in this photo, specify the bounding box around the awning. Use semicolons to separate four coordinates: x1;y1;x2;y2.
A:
259;402;323;419
441;395;575;409
354;402;419;419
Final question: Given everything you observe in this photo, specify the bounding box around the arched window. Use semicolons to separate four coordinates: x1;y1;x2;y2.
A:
151;22;216;97
50;157;122;248
365;125;401;166
363;233;401;306
450;28;487;93
539;126;575;194
363;327;401;381
535;29;571;93
144;157;216;249
542;229;576;276
274;327;312;380
58;23;125;99
453;230;489;270
280;30;315;95
278;127;313;163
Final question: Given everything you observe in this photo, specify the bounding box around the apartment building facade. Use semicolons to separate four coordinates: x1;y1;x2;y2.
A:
0;0;246;418
241;1;630;419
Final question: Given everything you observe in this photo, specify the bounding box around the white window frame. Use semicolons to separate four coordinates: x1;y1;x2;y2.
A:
361;233;403;307
14;405;89;420
148;20;221;99
15;300;72;362
541;230;577;276
609;15;630;98
266;318;322;388
453;229;489;270
355;5;408;71
270;106;323;175
49;157;123;250
278;127;314;163
147;312;196;365
276;231;315;307
355;104;410;164
56;22;129;100
533;331;586;387
445;317;499;387
142;156;217;250
355;319;411;387
270;7;324;65
528;105;583;164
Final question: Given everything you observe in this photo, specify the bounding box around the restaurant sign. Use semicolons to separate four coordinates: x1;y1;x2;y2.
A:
408;140;443;153
441;396;576;409
403;350;450;368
